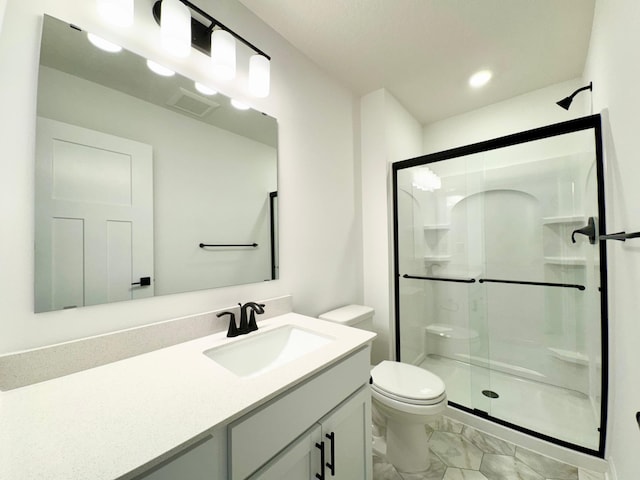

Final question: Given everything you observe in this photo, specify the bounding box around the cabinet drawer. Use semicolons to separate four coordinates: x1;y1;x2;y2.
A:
228;347;370;480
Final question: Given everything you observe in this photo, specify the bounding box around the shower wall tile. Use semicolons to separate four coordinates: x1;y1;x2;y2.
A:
429;432;483;470
479;454;545;480
515;447;579;480
461;425;516;456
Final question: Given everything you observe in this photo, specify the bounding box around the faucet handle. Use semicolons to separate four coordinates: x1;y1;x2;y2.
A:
217;311;239;337
247;303;266;332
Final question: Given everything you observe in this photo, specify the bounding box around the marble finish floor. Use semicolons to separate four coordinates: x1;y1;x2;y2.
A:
372;415;605;480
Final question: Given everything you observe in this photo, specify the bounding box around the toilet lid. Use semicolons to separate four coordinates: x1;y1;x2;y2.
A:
371;361;445;401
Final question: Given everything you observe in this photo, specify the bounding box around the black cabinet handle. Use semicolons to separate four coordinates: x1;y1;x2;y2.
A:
315;441;325;480
131;276;151;286
325;432;335;476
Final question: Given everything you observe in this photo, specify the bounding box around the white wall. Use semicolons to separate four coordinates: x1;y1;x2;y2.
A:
0;0;360;353
361;89;423;362
422;78;590;154
583;0;640;477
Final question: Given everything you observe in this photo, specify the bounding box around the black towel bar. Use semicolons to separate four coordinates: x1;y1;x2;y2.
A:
402;274;476;284
479;278;585;291
199;243;258;248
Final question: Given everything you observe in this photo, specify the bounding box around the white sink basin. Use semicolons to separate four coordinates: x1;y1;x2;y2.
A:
203;325;334;377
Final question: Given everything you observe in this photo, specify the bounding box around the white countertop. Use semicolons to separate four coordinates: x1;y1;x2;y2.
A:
0;313;375;480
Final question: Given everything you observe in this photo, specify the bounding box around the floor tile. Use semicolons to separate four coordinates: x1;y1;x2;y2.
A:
429;432;484;470
441;417;464;434
461;425;516;456
373;455;403;480
480;454;545;480
398;453;447;480
515;447;578;480
443;467;489;479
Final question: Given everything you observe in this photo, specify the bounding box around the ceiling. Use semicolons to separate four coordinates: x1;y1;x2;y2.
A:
237;0;596;125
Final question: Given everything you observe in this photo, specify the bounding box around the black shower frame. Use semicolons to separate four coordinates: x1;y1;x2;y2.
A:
391;114;609;458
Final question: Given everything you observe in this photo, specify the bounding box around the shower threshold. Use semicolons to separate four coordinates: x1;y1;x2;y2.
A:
419;354;600;451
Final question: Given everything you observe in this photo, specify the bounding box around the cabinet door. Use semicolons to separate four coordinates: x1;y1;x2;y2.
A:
249;425;323;480
133;433;226;480
320;386;372;480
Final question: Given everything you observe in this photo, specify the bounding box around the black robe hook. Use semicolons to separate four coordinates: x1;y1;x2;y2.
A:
571;217;596;245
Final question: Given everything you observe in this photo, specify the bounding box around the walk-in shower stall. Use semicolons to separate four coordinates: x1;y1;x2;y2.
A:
392;115;608;456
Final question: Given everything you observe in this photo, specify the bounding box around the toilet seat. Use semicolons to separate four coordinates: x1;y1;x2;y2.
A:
371;384;447;406
371;361;446;404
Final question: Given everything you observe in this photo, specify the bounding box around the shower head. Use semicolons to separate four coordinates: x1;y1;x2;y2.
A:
556;82;592;110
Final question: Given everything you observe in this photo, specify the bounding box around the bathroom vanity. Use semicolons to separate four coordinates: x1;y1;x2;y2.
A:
0;312;375;480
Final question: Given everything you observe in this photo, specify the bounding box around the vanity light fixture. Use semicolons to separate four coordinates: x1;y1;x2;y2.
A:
194;82;218;95
469;69;492;88
150;0;271;97
249;53;270;98
556;82;592;110
160;0;192;58
96;0;134;27
211;29;236;80
87;33;122;53
146;59;175;77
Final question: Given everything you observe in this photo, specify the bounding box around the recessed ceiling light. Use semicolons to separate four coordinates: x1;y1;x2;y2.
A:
87;33;122;53
146;60;175;77
469;70;493;88
195;82;218;96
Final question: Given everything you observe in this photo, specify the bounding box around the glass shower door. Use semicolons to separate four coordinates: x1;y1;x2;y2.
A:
393;115;607;455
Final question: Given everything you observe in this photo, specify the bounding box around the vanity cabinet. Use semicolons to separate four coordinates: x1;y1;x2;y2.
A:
249;386;371;480
229;347;371;479
134;346;371;480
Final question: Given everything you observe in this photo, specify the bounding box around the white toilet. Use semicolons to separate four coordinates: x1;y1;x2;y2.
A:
319;305;447;473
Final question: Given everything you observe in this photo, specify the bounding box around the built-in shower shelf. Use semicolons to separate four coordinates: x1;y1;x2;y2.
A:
424;255;452;263
544;256;587;266
423;224;451;231
542;215;585;225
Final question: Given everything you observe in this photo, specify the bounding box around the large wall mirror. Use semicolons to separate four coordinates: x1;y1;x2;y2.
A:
34;15;278;313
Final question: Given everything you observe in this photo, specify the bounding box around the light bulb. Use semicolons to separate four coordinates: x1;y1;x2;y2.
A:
211;29;236;80
96;0;134;27
249;54;270;98
161;0;191;58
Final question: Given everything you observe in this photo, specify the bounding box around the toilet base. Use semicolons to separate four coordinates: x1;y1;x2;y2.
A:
386;419;431;473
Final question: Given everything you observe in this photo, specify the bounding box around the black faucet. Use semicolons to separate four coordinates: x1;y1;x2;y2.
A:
238;302;265;334
217;311;240;337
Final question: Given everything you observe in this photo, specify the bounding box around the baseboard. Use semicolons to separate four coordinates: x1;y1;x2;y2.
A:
605;456;617;480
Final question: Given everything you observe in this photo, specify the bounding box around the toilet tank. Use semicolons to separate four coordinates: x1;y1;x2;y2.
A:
319;305;375;331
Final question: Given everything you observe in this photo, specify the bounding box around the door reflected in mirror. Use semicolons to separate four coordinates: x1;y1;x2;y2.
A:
34;15;278;313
